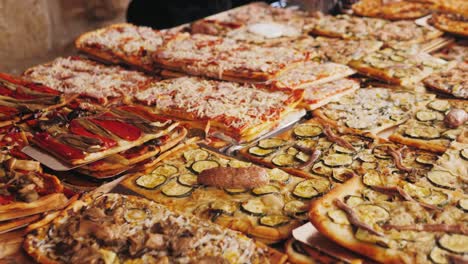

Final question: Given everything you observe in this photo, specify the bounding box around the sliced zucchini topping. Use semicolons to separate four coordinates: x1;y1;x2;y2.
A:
342;135;372;148
415;154;438;165
363;170;383;187
283;200;308;217
268;168;290;183
272;154;296;167
258;138;287;149
322;154;353;167
295;151;310;163
405;125;440;139
357;151;376;162
124;208;147;223
259;215;290;227
460;149;468;161
327;209;350;225
427;170;458;190
241;199;266;216
293;179;329;199
252;185;280;196
161;180;193;197
177;173;198;187
438;234;468;254
295;139;317;149
135;174;167;189
152;164;178;177
362;162;377;170
311;161;333;176
442;129;462;140
429;247;450;264
228;159;251;168
458;198;468;212
224;188;248;195
355;228;390;248
183;149;209;162
415;110;438;122
286;147;299;156
210;201;237;215
420;190;449;207
248;146;276;157
293;124;322;138
191;160;220;174
344;195;365;207
373;145;392;159
345;119;370;130
355;204;390;224
428;100;451;112
332;168;355;183
402;183;431;199
333;144;355;154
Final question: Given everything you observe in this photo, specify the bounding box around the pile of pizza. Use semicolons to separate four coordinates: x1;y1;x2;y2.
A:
0;1;466;263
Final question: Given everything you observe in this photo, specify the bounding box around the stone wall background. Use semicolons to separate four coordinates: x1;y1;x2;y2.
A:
0;0;130;74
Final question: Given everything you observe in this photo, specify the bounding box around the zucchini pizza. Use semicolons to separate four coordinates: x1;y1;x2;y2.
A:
348;48;453;87
352;0;432;20
134;76;303;143
122;144;323;244
309;175;467;264
423;62;468;99
389;99;468;153
23;56;158;105
153;33;308;83
313;87;435;134
75;23;167;72
29;104;180;166
24;193;285;264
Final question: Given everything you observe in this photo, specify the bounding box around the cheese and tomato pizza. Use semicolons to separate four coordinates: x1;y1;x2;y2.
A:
352;0;432;20
423;62;468;99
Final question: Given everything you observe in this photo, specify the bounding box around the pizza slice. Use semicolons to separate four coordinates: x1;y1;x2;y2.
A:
29;104;180;166
430;13;468;37
371;20;443;46
134;76;303;143
75;23;167;72
0;73;77;128
154;33;308;83
24;193;285;263
408;0;468;16
309;175;467;264
122;143;323;244
424;61;468;99
352;0;432;20
313;87;436;134
23;56;158;105
432;40;468;62
300;78;360;110
348;48;453;87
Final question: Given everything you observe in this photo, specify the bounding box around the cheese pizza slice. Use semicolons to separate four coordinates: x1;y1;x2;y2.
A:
389;99;468;153
75;23;167;72
300;78;360;110
352;0;432;20
23;56;158;105
430;13;468;37
313;87;435;134
134;76;303;143
423;62;468;99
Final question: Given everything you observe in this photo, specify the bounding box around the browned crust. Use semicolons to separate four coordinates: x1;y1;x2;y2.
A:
0;214;41;234
353;0;431;20
308;28;354;40
348;60;402;85
0;193;68;222
430;13;468;37
388;131;449;153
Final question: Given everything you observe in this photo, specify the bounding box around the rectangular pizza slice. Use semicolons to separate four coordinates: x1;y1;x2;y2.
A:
430;13;468;38
432;39;468;62
389;99;468;153
300;78;360;110
29;104;180;166
121;143;323;244
75;23;167;72
134;76;303;143
24;193;286;264
313;87;436;134
423;62;468;99
23;56;158;105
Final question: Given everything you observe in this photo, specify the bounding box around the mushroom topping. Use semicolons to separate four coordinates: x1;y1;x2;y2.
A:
198;166;268;188
444;109;468;129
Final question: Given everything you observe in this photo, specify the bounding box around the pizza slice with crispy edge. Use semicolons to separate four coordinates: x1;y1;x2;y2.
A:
348;47;454;87
24;193;286;264
309;175;467;264
23;56;158;105
153;33;308;83
0;73;77;128
423;62;468;99
300;78;360;110
29;104;180;166
430;13;468;37
352;0;432;20
134;76;303;143
121;143;326;244
408;0;468;16
389;99;468;153
313;87;436;134
432;40;468;63
75;23;167;72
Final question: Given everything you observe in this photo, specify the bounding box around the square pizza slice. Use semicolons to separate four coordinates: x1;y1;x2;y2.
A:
134;76;303;143
313;87;435;134
300;78;360;110
23;56;158;105
423;62;468;99
389;99;468;153
75;23;167;72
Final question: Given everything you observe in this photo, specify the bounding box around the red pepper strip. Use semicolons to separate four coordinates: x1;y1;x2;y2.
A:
24;83;60;95
69;120;117;149
0;105;18;116
0;195;14;205
34;132;85;160
90;113;142;141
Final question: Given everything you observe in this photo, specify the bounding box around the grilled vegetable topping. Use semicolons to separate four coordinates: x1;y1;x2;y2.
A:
373;145;392;159
344;195;365;207
293;124;322;138
427;170;457;190
283;200;308;217
177;173;198;187
241;199;266;216
228;159;251;168
415;154;438;165
191;160;220;174
124;208;147;223
438;234;468;254
416;110;438;122
311;161;332;176
355;204;390;225
428;100;451;112
152;164;178;177
328;209;350;225
268;168;290;183
272;154;296;167
461;149;468;160
429;247;450;264
293;179;329;199
161;180;193;197
210;201;237;215
248;146;276;157
259;215;290;227
183;149;209;162
322;154;353;167
252;185;280;196
258;138;287;149
224;188;248;195
405;125;440;139
363;170;383;187
135;174;166;189
332;168;355;183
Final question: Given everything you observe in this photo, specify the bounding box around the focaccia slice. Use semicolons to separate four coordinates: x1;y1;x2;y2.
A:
134;76;303;143
352;0;432;20
430;13;468;37
75;23;167;72
301;78;360;110
432;40;468;62
423;62;468;98
349;48;453;87
24;193;283;264
313;87;435;134
390;99;468;153
309;176;467;264
122;144;323;244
